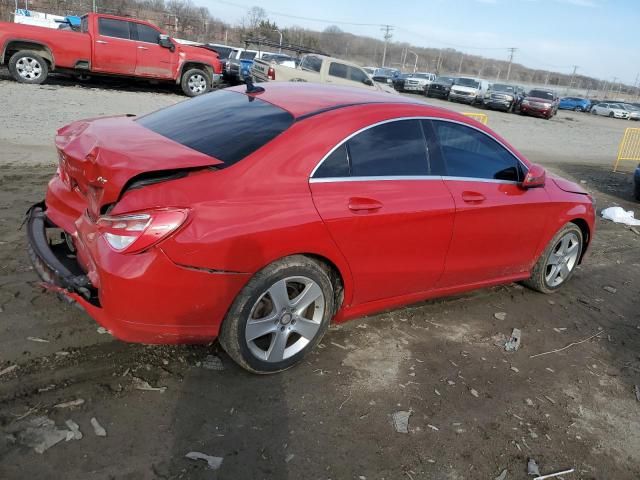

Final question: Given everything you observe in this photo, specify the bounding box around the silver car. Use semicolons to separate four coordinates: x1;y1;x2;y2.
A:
591;102;630;119
619;104;640;121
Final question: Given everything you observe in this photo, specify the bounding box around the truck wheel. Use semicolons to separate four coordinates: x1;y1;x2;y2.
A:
181;68;210;97
8;51;48;84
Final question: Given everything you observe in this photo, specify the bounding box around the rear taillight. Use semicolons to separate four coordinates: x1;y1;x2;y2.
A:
267;66;275;80
96;208;188;254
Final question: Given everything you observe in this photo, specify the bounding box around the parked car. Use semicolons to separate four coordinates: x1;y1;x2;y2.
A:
371;67;400;84
635;164;640;200
251;54;396;94
426;75;456;99
558;97;591;112
618;104;640;121
591;102;630;119
26;82;595;373
519;89;559;119
261;53;296;68
482;83;519;112
449;77;490;105
402;72;437;93
363;66;376;77
393;72;413;91
0;13;222;96
225;49;269;84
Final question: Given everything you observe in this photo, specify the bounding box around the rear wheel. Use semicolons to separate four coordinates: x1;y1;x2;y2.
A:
574;106;582;112
181;68;210;97
8;51;48;84
219;255;335;374
524;223;583;294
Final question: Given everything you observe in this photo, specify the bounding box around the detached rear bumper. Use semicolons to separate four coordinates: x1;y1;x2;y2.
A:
26;202;250;344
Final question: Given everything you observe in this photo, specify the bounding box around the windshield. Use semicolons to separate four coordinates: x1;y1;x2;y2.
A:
456;78;480;88
137;90;294;168
209;46;233;58
239;51;257;60
374;68;396;76
528;90;555;100
413;73;429;79
491;84;514;93
435;76;455;85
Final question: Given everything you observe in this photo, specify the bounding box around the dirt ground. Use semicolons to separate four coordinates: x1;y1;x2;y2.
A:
0;71;639;480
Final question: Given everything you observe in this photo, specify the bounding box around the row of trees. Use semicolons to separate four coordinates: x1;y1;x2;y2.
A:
0;0;633;96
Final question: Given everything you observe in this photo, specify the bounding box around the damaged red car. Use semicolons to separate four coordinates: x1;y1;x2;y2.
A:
27;83;595;373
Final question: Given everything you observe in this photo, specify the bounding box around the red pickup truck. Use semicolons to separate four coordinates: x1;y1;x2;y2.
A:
0;13;221;96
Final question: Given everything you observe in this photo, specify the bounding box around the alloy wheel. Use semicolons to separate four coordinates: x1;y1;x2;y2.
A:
544;232;580;287
188;74;207;94
16;57;43;81
245;276;325;363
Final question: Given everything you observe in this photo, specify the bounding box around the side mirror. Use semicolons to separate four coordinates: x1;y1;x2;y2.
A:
159;34;175;52
364;78;373;86
521;164;546;189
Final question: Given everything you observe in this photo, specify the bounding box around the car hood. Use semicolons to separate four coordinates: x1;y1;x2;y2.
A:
526;96;553;104
452;85;479;92
55;116;222;216
550;176;589;195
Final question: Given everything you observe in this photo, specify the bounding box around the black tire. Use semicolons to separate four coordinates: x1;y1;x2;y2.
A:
8;51;48;84
180;68;210;97
634;184;640;201
609;112;614;118
574;106;581;112
219;255;335;374
524;223;583;294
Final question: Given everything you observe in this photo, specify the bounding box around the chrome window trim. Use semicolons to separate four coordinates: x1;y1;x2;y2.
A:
308;116;528;181
310;175;519;185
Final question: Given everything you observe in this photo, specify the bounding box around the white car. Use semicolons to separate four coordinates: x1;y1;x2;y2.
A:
591;102;630;119
449;77;490;105
402;72;437;92
619;104;640;121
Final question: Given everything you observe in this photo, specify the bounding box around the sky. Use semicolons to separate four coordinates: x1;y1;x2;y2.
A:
200;0;639;84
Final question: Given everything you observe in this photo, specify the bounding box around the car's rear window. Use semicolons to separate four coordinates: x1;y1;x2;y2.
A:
137;90;294;167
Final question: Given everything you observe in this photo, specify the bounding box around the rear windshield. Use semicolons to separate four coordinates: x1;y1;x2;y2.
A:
137;90;294;167
456;78;480;88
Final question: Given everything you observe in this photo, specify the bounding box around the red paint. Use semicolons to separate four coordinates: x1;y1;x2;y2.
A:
36;83;595;344
0;13;220;82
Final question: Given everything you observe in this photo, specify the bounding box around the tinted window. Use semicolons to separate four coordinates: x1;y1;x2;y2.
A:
329;62;348;79
314;144;350;178
348;120;429;177
98;18;131;40
529;90;555;100
348;67;368;83
137;90;294;167
240;51;257;60
136;23;160;43
301;56;322;73
433;121;520;182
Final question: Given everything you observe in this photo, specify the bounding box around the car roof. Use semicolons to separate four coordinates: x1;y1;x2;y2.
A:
227;83;426;118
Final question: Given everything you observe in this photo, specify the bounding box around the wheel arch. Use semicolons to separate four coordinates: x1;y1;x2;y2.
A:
2;39;55;69
178;62;213;83
569;217;591;263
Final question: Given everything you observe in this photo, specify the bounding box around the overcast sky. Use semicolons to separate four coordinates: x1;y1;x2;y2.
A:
201;0;638;84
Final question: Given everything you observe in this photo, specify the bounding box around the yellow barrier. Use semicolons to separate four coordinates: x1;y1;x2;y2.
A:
462;112;488;125
613;127;640;172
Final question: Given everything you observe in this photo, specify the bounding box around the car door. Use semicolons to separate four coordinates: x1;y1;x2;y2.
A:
92;17;137;74
309;119;456;305
132;22;174;79
429;120;550;287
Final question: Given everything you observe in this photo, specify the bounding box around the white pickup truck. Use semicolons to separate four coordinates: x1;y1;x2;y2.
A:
251;54;396;93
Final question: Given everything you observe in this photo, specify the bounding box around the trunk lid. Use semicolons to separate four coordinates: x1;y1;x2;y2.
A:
55;116;222;217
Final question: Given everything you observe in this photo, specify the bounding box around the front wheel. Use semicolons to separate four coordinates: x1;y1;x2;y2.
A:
609;112;614;118
524;223;583;294
219;255;335;374
180;68;210;97
8;51;48;84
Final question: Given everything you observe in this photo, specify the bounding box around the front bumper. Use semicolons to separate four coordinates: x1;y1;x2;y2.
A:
520;104;552;117
27;192;250;344
449;92;477;103
403;84;425;91
483;99;512;110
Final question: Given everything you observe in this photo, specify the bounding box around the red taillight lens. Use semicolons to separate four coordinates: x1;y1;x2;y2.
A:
267;66;275;80
96;209;188;254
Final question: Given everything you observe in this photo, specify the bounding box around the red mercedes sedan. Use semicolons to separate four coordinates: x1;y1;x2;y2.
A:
27;83;595;373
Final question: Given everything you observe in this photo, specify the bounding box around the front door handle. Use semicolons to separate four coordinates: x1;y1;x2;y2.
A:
461;191;486;204
348;197;383;213
96;40;108;44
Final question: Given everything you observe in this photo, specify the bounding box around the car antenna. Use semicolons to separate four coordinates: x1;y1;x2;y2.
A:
245;76;265;95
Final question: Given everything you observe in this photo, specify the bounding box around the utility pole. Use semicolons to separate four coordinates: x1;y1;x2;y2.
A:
408;50;418;73
567;65;578;94
92;0;97;13
544;71;551;86
505;47;517;81
380;25;393;68
457;53;464;74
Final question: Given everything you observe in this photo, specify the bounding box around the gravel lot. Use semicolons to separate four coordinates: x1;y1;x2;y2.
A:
0;71;639;479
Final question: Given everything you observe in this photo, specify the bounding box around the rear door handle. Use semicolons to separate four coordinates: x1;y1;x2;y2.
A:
96;40;108;44
461;191;486;204
348;197;383;212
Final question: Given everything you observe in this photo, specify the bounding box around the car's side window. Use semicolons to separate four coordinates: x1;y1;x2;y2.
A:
328;62;348;79
135;23;160;44
301;56;322;73
432;120;521;182
313;144;350;178
347;120;429;177
348;67;368;83
98;18;131;40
